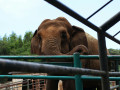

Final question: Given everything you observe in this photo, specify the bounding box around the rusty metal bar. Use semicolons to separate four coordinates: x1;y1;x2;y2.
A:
0;59;105;76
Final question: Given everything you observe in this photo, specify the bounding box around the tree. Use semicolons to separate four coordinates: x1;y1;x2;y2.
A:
22;31;33;55
0;35;10;55
16;36;23;48
3;34;8;42
23;31;33;44
109;49;120;55
0;40;10;55
0;31;42;62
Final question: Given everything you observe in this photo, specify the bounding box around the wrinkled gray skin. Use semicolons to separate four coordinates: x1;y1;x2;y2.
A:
31;17;110;90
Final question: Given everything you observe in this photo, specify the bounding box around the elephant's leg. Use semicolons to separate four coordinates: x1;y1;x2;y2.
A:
63;80;75;90
46;79;59;90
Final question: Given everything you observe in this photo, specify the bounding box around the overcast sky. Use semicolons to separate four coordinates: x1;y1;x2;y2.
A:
0;0;120;49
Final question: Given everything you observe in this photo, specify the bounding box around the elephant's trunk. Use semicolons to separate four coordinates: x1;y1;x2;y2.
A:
66;45;89;55
42;42;88;59
42;39;88;56
41;38;61;55
56;45;89;56
41;38;88;62
48;45;88;62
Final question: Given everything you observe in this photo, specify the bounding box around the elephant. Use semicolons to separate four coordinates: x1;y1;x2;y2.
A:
31;17;110;90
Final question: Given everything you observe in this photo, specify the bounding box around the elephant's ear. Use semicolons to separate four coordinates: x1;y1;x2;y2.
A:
31;29;40;54
70;25;88;50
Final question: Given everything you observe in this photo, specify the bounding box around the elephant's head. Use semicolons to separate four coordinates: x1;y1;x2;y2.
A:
31;17;88;57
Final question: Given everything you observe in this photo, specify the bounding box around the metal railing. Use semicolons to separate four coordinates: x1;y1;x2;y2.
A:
44;1;120;90
0;0;119;90
0;53;120;90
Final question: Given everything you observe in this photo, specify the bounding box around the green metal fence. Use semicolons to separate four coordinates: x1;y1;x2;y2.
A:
0;53;120;90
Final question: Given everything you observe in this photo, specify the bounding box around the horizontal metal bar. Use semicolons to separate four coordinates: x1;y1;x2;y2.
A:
0;59;105;76
109;72;120;77
79;55;120;60
82;76;120;81
87;0;113;20
0;75;74;80
0;75;120;81
45;0;120;45
100;12;120;31
108;55;120;60
0;55;73;59
0;55;120;60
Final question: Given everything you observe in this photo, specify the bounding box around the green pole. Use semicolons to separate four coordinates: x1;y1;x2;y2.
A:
74;52;83;90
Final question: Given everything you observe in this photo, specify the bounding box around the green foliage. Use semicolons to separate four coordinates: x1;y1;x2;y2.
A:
0;31;33;55
0;31;43;62
0;40;10;55
1;31;120;62
108;48;120;55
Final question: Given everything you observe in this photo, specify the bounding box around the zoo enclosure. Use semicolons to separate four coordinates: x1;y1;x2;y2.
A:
0;54;120;90
0;0;120;90
44;0;120;90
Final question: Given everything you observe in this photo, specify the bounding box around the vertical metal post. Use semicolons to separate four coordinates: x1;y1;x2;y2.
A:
27;79;29;90
115;61;120;90
97;31;110;90
74;52;83;90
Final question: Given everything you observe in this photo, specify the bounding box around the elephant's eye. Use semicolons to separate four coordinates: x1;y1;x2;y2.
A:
38;35;41;40
61;31;67;39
